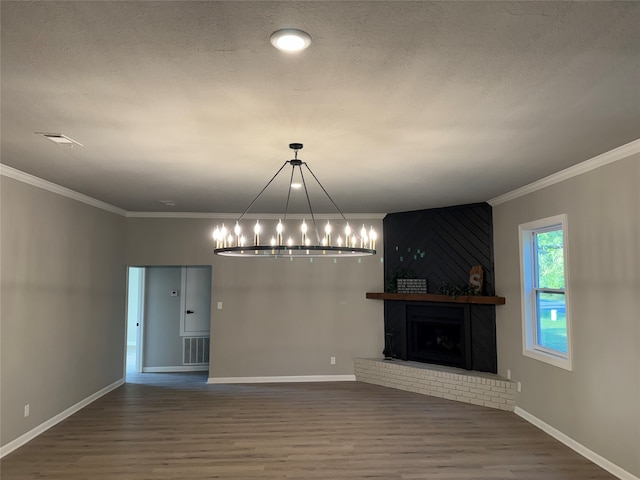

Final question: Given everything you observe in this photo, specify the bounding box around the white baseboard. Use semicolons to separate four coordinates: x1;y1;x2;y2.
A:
514;407;639;480
142;366;209;373
208;374;356;384
0;377;124;459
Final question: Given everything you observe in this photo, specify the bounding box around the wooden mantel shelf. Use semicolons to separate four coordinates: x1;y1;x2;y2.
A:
366;292;506;305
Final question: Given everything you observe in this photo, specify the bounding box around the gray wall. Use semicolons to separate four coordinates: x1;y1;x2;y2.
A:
493;154;640;476
143;266;184;367
125;217;385;378
1;177;126;447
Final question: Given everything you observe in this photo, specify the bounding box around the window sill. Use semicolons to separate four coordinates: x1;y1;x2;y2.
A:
523;348;572;371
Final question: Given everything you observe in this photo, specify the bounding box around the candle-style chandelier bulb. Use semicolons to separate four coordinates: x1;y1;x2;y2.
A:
301;219;308;245
324;221;331;246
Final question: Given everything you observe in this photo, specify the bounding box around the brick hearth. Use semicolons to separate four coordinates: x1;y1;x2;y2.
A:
355;358;516;411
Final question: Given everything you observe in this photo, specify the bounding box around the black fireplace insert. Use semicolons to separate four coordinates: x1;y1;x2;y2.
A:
406;304;472;370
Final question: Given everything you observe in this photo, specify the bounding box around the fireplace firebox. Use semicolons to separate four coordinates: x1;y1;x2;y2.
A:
406;304;472;370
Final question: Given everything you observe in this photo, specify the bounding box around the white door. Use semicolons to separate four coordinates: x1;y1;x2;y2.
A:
180;266;212;336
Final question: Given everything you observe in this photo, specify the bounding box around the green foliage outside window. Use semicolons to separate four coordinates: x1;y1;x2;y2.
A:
535;230;564;289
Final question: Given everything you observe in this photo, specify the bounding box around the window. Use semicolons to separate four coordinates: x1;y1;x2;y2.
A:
519;214;572;370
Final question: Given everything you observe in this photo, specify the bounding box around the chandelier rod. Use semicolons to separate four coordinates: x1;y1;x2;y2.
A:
297;162;322;244
236;160;289;223
282;163;296;223
303;162;351;225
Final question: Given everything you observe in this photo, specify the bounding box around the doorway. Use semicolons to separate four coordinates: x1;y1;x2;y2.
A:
125;265;212;380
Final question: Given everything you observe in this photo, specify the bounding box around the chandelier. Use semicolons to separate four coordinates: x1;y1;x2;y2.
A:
213;143;377;258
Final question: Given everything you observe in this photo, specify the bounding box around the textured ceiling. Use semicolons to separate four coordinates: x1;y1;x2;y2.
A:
1;1;639;213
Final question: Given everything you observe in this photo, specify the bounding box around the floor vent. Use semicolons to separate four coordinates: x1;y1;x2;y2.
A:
183;337;210;365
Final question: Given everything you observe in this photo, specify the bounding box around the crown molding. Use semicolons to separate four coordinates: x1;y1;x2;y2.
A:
488;138;640;206
125;212;241;219
125;212;386;220
0;165;385;219
7;135;637;217
0;164;128;216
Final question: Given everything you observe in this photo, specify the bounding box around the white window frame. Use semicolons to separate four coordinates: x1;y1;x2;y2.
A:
519;214;573;371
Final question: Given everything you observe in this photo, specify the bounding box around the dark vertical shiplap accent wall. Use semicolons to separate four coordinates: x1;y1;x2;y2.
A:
382;203;497;373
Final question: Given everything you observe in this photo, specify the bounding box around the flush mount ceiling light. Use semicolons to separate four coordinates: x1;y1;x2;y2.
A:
35;132;83;147
270;29;312;52
213;143;376;258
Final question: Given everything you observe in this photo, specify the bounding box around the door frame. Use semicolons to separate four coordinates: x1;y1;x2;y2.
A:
124;266;145;377
135;267;145;373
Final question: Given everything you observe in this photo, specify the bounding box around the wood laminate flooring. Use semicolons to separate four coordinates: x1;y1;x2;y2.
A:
1;371;616;479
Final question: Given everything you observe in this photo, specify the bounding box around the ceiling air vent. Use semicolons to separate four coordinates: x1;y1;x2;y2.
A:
35;132;83;147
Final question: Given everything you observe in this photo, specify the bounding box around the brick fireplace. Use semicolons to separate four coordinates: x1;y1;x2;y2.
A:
354;358;516;412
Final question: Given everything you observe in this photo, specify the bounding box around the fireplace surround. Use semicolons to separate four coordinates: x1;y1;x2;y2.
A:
381;299;498;373
381;202;499;374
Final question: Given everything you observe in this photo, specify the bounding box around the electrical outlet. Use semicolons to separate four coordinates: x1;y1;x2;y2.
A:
217;302;223;310
506;369;511;380
24;404;29;417
330;356;336;365
517;382;522;393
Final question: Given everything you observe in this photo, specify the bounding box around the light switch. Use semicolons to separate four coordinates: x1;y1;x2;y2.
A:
217;302;223;310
